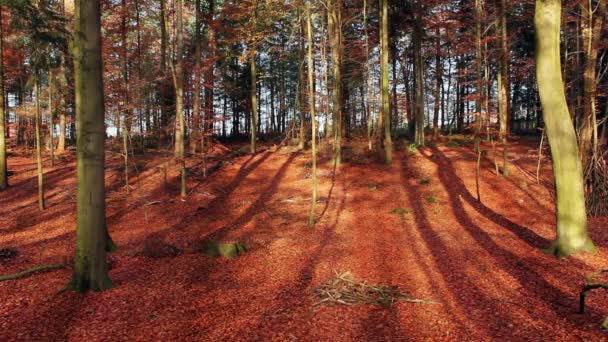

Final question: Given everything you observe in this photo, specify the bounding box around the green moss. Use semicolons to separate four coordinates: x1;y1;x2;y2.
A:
426;195;438;204
202;241;248;259
390;208;411;215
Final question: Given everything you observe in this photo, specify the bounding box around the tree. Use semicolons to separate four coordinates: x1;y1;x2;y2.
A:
380;0;392;164
250;0;259;154
328;0;343;166
66;0;113;292
535;0;596;257
306;1;317;227
173;0;186;198
497;0;510;176
0;4;7;190
412;0;424;146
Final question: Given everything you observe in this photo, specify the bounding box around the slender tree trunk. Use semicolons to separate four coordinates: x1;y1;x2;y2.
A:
174;0;186;198
204;0;216;151
413;1;424;146
35;79;45;210
66;0;113;292
306;3;317;227
380;0;392;163
191;0;202;153
433;26;441;140
579;0;606;171
328;0;343;166
0;6;7;190
535;0;596;257
49;71;55;166
363;0;373;150
497;0;510;176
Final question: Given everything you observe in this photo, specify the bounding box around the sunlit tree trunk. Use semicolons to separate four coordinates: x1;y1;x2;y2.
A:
497;0;511;176
35;79;45;210
0;6;7;190
535;0;596;257
306;2;317;227
328;0;343;166
174;0;186;197
66;0;113;291
380;0;392;163
250;1;259;154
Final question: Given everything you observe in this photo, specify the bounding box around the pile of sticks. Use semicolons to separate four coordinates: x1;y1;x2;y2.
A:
314;271;437;312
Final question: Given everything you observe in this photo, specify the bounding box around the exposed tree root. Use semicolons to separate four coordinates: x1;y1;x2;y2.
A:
0;264;67;282
579;270;608;329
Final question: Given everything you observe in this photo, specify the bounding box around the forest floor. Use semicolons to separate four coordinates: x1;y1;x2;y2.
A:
1;136;608;341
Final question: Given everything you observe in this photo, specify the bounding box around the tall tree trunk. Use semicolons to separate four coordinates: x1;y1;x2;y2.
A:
413;1;424;146
579;0;606;171
174;0;186;198
191;0;202;153
35;79;45;210
433;26;441;140
328;0;343;166
535;0;596;257
306;2;317;227
0;5;7;190
363;0;373;150
204;0;216;150
380;0;392;163
66;0;113;292
497;0;511;176
49;71;55;166
250;56;258;153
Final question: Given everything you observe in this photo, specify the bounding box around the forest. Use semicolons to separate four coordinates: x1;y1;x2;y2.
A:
1;0;608;339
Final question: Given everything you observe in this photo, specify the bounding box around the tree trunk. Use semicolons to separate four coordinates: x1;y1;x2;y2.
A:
66;0;113;292
0;5;7;190
433;26;441;140
174;0;186;198
579;0;606;172
328;0;343;166
497;0;510;176
191;0;202;153
535;0;596;257
35;79;45;210
306;2;317;227
380;0;392;163
413;2;425;146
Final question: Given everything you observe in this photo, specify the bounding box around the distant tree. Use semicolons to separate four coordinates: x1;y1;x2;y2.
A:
535;0;596;257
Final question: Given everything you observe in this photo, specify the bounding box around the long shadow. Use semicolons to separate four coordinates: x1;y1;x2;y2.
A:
172;151;274;232
231;162;347;339
201;151;298;244
427;148;549;249
400;154;512;339
419;149;605;328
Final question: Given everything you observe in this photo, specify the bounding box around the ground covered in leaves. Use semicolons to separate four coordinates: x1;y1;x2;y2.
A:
1;137;608;341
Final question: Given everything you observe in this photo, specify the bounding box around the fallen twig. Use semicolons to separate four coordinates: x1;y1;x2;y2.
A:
0;264;67;282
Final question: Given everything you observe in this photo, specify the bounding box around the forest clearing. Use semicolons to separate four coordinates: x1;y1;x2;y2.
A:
2;139;608;340
3;0;608;340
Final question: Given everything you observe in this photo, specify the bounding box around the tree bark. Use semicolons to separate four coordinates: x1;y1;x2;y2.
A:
535;0;596;257
380;0;392;163
0;5;7;190
66;0;113;291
